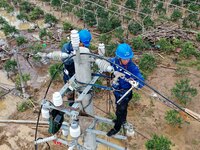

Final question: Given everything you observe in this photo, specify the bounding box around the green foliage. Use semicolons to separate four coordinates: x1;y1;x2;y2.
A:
16;36;27;46
44;13;58;24
139;53;157;74
0;16;7;25
175;67;189;76
29;43;43;61
105;43;117;57
188;3;200;12
17;100;34;112
114;27;124;42
196;33;200;42
15;74;31;89
4;60;17;72
39;28;48;39
155;2;166;14
171;0;181;6
17;12;29;21
2;24;18;36
72;0;80;5
84;11;96;26
48;63;63;80
63;22;73;32
29;7;44;21
145;134;172;150
51;0;61;7
99;34;112;45
141;0;152;7
179;42;196;58
131;92;141;103
97;18;112;33
143;16;154;29
156;38;175;54
172;38;183;48
140;7;152;19
171;79;197;105
132;36;150;51
96;7;109;18
125;0;136;10
165;110;183;127
19;1;33;13
171;9;182;22
128;22;142;35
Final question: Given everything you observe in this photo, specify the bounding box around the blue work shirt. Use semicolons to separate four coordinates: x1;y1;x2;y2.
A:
110;57;145;90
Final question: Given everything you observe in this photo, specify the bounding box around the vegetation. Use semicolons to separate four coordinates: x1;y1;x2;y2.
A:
16;36;27;46
196;32;200;42
131;92;141;103
15;74;31;90
179;42;197;58
63;22;73;32
171;79;197;105
139;53;157;75
145;134;172;150
17;100;34;112
171;9;182;22
132;36;150;51
165;110;183;127
156;38;175;54
4;60;17;72
128;22;142;35
125;0;136;10
44;13;58;25
48;63;63;80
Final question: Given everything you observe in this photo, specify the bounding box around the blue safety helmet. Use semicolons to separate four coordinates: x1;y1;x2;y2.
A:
79;29;92;47
115;43;134;59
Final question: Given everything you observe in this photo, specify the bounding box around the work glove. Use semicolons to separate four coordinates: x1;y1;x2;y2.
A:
129;79;139;88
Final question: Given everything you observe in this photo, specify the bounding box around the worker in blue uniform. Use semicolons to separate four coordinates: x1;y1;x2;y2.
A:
61;29;92;106
107;43;144;136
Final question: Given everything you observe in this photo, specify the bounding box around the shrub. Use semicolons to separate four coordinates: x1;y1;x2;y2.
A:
196;33;200;42
145;134;172;150
128;22;142;35
4;60;17;72
143;16;154;28
48;63;63;80
165;110;183;127
132;36;150;51
171;79;197;105
156;38;175;54
39;28;48;39
16;36;27;46
179;42;196;58
171;0;181;6
15;74;31;90
131;92;141;103
171;9;182;22
17;100;34;112
63;22;73;32
139;53;157;74
175;67;189;76
125;0;136;10
44;13;58;25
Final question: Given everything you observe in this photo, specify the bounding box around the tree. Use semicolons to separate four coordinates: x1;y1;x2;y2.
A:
141;0;152;7
51;0;61;7
4;60;17;72
125;0;136;10
171;79;197;105
180;42;196;58
132;36;150;50
165;110;183;127
97;18;112;33
63;22;73;32
84;11;97;26
196;33;200;42
155;2;166;15
171;9;182;22
171;0;181;6
140;7;152;19
156;38;175;54
44;13;58;25
48;63;63;80
145;134;172;150
128;22;142;35
139;53;157;75
16;36;27;46
143;16;154;29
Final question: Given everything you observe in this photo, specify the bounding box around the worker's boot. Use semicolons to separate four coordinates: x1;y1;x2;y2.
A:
107;128;119;137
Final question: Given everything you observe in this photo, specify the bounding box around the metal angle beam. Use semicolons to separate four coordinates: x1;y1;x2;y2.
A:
86;129;127;140
96;138;125;150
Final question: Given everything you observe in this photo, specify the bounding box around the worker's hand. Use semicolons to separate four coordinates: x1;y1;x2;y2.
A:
129;79;139;88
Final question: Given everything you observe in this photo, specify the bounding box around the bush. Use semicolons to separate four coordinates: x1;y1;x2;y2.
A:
16;36;27;46
155;2;166;15
171;9;182;22
171;79;197;105
39;28;48;39
125;0;136;10
15;74;31;90
145;134;172;150
171;0;181;6
175;67;189;76
17;100;34;112
143;16;154;28
4;60;17;72
165;110;183;127
44;13;58;25
156;38;175;54
128;22;142;35
132;36;150;51
196;33;200;42
131;92;141;103
48;63;63;80
63;22;73;32
179;42;196;58
139;53;157;74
